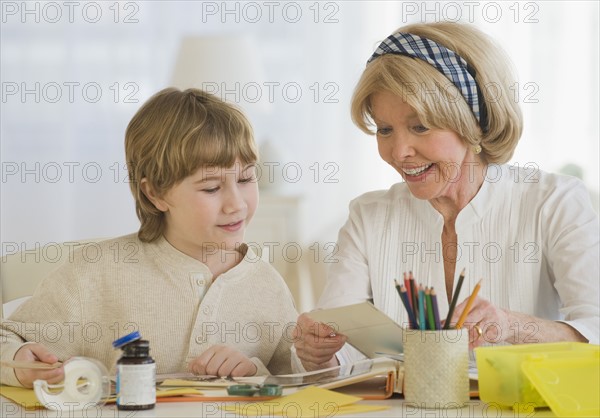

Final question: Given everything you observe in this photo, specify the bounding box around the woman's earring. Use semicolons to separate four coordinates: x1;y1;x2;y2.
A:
473;144;482;155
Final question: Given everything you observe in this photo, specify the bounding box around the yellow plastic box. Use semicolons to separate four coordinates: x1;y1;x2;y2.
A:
475;342;599;415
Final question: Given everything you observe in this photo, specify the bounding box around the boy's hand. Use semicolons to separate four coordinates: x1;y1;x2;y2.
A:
189;345;257;377
14;343;64;388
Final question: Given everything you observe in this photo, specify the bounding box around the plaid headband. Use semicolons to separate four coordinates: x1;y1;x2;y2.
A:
367;32;488;133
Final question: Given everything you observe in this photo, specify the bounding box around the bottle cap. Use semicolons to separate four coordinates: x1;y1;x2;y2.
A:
227;384;259;396
259;384;283;397
112;331;142;349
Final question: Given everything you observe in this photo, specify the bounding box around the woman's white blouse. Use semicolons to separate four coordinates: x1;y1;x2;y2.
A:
318;164;599;363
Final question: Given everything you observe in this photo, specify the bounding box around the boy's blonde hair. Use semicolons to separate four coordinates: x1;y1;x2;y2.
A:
351;22;523;164
125;88;257;242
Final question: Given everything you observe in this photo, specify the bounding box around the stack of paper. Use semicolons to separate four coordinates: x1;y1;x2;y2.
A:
0;385;204;409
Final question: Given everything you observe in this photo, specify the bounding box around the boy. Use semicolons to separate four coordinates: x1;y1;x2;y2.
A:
0;88;298;387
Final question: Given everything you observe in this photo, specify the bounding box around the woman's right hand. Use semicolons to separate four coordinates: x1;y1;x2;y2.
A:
14;343;64;388
292;313;347;372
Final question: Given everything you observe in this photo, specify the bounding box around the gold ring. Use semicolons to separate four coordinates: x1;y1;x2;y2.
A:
474;323;483;337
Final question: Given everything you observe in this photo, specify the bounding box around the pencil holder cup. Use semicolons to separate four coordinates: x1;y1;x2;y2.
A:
403;328;469;408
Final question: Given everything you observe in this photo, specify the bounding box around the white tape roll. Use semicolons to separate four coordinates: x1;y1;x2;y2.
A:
33;357;110;411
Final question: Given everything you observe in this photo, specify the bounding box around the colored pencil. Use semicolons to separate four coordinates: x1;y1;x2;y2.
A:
418;285;426;330
399;285;419;329
396;278;414;328
443;267;466;329
454;279;483;329
426;287;435;330
409;272;419;323
394;279;403;298
403;272;412;311
0;360;62;370
430;288;441;330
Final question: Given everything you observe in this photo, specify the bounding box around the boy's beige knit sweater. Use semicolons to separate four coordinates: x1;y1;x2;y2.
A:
0;234;298;386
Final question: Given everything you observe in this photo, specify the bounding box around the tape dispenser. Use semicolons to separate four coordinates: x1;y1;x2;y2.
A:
33;357;111;410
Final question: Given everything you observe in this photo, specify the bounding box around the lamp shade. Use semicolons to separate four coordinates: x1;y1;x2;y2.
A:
170;35;270;112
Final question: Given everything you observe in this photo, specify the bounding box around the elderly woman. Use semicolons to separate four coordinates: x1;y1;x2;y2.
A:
293;21;599;372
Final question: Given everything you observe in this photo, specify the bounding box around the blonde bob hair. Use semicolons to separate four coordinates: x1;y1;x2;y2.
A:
125;87;257;242
351;22;523;164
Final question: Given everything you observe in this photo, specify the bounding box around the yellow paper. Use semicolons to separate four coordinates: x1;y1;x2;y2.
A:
161;376;264;388
156;388;204;397
161;378;230;388
221;386;388;417
105;388;204;404
0;385;43;410
334;404;390;415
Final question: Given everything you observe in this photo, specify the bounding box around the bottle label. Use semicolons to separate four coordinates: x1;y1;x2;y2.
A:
116;363;156;406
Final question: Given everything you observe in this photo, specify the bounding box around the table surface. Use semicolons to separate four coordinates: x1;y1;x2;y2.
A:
1;395;557;418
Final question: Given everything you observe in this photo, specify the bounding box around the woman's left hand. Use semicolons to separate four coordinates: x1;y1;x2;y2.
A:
448;296;511;349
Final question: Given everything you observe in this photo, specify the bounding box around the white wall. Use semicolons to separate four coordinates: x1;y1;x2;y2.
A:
2;2;598;280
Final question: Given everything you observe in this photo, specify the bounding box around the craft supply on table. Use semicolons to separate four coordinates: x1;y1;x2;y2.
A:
33;357;110;411
113;330;156;410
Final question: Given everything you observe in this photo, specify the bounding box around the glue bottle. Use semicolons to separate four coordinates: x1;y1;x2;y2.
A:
112;331;156;410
